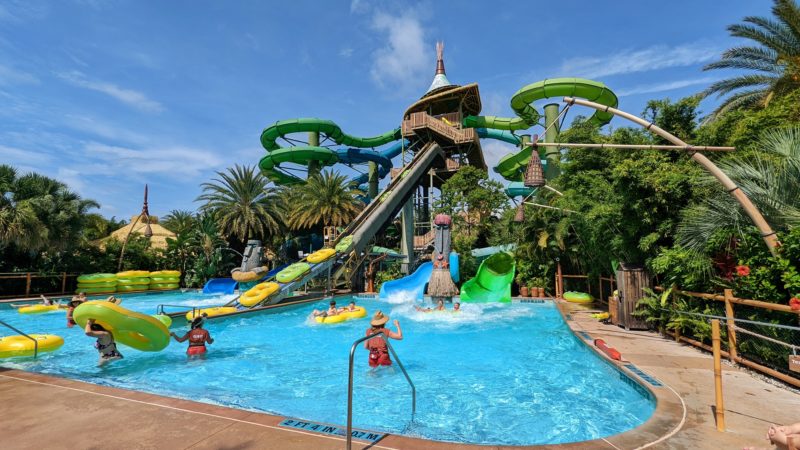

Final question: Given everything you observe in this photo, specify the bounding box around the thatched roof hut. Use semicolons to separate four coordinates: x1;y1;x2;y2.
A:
107;215;176;250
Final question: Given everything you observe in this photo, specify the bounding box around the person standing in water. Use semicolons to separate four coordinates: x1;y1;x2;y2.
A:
84;319;123;366
66;292;87;328
365;311;402;368
415;299;445;312
171;314;214;356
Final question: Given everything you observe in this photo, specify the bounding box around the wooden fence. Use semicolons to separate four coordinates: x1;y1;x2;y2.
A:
0;272;79;300
656;287;800;389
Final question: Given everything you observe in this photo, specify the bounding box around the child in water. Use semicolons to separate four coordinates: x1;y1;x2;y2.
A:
312;300;340;317
415;299;446;312
85;319;123;366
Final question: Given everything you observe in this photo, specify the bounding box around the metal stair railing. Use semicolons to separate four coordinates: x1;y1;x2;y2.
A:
0;319;38;358
346;330;415;449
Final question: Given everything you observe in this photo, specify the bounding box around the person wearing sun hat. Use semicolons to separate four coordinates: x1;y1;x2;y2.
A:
364;310;403;367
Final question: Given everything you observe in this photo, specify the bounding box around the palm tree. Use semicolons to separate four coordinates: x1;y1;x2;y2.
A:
702;0;800;119
162;210;197;236
197;165;284;243
286;169;364;230
0;165;98;251
677;127;800;250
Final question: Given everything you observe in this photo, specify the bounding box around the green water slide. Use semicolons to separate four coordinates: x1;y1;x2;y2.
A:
259;118;402;184
465;78;618;183
459;251;516;303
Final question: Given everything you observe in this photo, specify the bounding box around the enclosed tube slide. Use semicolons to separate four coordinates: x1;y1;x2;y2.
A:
459;251;516;303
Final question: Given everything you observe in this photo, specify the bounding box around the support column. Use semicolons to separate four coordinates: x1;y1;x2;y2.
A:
367;161;379;199
308;131;321;176
422;185;430;230
400;198;415;274
543;103;561;179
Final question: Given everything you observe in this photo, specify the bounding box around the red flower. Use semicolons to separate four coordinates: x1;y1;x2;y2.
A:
735;265;750;277
790;297;800;311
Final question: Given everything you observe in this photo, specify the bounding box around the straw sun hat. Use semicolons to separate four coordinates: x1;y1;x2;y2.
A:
370;310;390;327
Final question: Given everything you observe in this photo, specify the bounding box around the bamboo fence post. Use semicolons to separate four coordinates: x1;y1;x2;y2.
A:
556;260;563;298
61;272;67;294
712;319;726;431
25;273;31;296
723;289;738;361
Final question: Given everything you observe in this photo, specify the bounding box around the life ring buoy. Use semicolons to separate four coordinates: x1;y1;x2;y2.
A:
73;301;170;352
563;291;593;303
149;270;180;277
307;248;336;264
77;273;117;284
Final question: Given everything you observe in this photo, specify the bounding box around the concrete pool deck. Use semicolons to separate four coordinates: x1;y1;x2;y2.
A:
1;298;798;449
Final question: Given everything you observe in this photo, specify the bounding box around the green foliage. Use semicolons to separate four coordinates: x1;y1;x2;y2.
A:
375;261;403;292
435;165;507;238
285;169;364;230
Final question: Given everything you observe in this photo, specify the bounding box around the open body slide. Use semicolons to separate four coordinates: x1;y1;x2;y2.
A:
202;278;238;295
460;251;516;303
379;253;459;301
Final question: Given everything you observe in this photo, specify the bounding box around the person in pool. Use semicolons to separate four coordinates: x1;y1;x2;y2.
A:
339;301;358;312
66;293;87;328
415;299;445;312
10;294;61;309
85;319;123;366
105;295;122;305
170;314;214;357
452;301;461;312
365;311;402;368
313;300;340;317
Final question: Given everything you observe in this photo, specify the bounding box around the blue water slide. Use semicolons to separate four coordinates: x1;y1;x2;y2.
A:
379;252;460;301
476;129;536;198
203;278;238;295
347;140;408;185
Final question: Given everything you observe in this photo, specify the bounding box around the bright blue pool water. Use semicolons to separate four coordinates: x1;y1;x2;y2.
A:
0;291;655;445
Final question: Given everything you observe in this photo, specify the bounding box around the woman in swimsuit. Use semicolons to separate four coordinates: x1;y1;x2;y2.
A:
313;300;340;317
364;311;402;368
84;319;123;366
171;314;214;357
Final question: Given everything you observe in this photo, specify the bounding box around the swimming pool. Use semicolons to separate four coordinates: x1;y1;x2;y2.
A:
0;291;654;445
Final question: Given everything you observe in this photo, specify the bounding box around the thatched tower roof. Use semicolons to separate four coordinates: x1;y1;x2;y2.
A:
107;215;176;250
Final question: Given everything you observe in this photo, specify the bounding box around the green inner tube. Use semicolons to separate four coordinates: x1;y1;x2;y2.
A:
77;281;117;289
150;276;180;283
77;273;117;284
563;291;593;303
117;285;146;292
116;277;151;286
149;283;179;290
276;263;311;283
76;286;116;294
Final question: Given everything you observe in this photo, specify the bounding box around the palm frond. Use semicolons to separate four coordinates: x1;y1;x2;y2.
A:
773;0;800;42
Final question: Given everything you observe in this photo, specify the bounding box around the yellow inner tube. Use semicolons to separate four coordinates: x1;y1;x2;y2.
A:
0;334;64;358
73;301;170;352
117;270;150;278
149;270;181;277
186;306;238;321
239;282;280;307
315;306;367;324
307;248;336;264
18;304;60;314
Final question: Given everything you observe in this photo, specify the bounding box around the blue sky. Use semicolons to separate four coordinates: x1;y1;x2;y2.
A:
0;0;773;219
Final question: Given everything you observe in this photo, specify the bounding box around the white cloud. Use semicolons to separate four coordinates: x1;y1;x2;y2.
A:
350;0;368;13
369;11;431;93
560;42;720;79
84;142;223;177
0;64;39;85
57;71;163;112
617;77;718;97
481;92;507;116
339;47;354;58
62;114;148;144
0;144;52;166
56;167;86;194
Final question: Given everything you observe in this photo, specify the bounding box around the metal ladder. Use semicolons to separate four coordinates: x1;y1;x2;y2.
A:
346;330;415;449
0;319;39;357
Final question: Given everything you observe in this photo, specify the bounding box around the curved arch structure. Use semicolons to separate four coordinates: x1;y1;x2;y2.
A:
563;96;780;256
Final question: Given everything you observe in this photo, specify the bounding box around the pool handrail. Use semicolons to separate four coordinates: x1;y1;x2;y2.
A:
346;330;415;450
155;304;198;317
0;319;38;358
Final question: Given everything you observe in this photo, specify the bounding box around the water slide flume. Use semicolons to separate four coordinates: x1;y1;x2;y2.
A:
467;78;618;191
259;118;403;185
459;251;516;303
